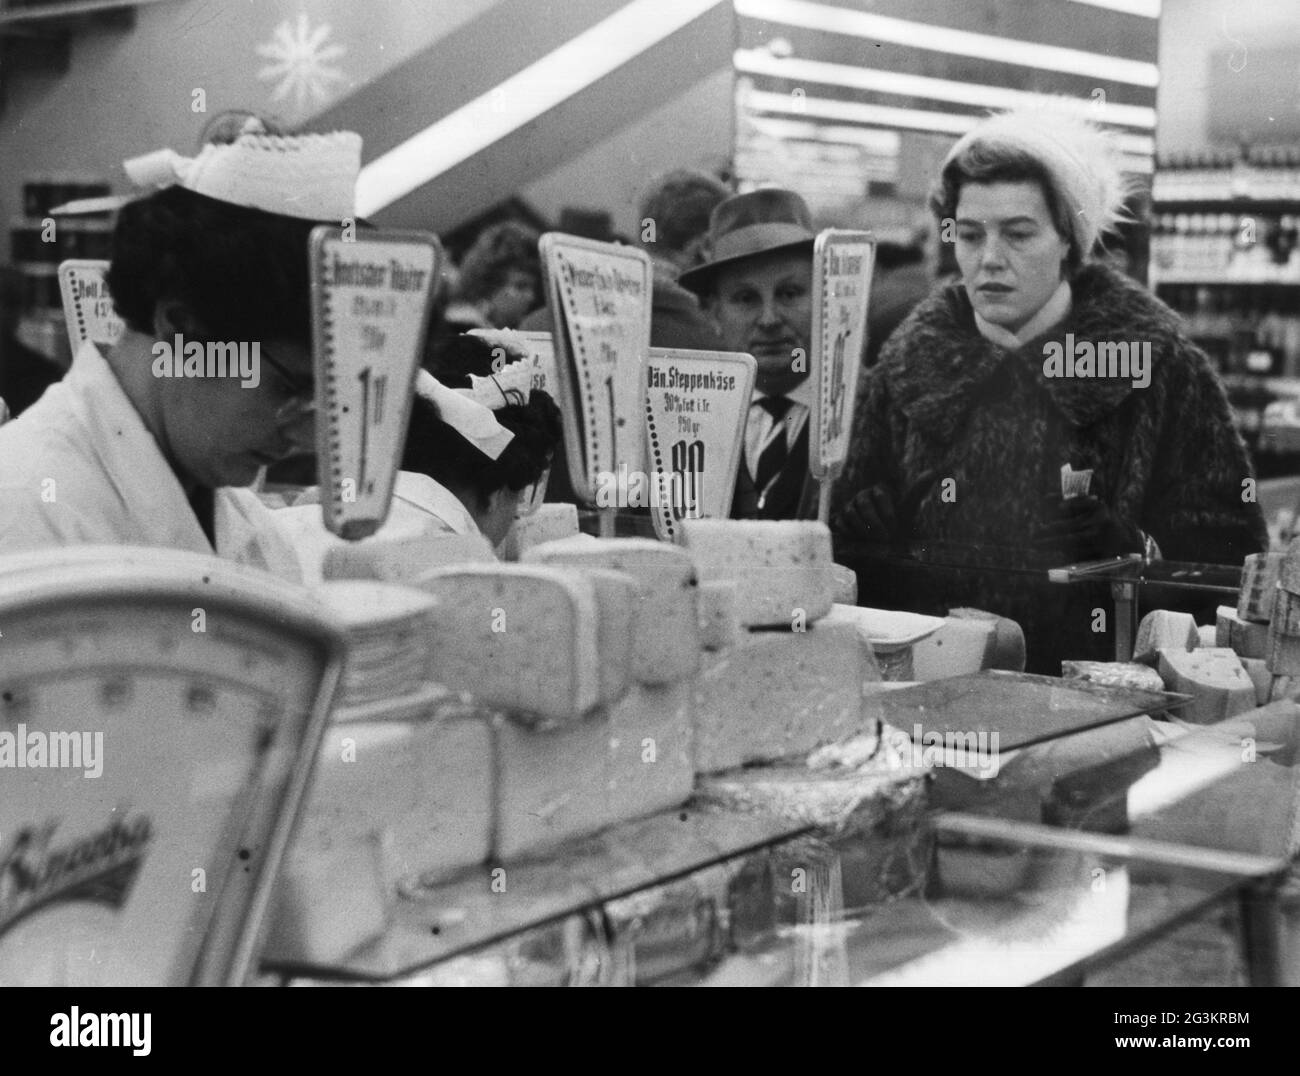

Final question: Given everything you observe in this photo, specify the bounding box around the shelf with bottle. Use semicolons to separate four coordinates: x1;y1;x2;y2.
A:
1159;283;1300;380
1149;210;1300;284
1153;147;1300;204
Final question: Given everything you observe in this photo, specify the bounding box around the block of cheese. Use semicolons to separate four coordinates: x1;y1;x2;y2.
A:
1268;616;1300;675
499;503;580;561
912;617;997;681
1215;605;1270;659
829;562;858;605
1241;657;1273;706
1195;624;1218;649
1133;609;1199;663
583;568;637;706
698;579;740;652
1238;552;1282;623
1156;647;1257;725
1280;537;1300;594
417;564;602;722
493;710;612;860
680;519;834;628
949;608;1027;672
693;619;868;773
522;537;700;684
323;531;497;582
1061;660;1166;694
292;714;494;891
607;681;695;819
1273;589;1300;636
263;836;390;965
812;604;884;692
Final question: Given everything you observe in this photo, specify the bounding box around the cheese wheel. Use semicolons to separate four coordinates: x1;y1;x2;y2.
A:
692;619;869;773
1156;647;1257;725
679;519;834;628
523;537;700;685
417;564;603;722
1133;609;1199;663
499;503;580;562
1238;552;1282;623
1215;605;1270;660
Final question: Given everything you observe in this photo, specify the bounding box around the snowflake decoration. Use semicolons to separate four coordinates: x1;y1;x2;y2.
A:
256;12;348;115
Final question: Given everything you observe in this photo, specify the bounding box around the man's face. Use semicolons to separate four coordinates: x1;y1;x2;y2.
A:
157;338;315;489
487;269;537;329
954;180;1071;334
709;252;813;395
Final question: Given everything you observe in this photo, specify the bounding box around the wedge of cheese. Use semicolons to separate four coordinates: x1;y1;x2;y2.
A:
1241;657;1273;706
523;537;700;684
1215;605;1270;659
811;604;884;692
323;531;497;581
1061;660;1166;694
417;564;602;722
607;681;695;819
693;619;868;773
680;519;834;628
912;617;998;681
1133;609;1200;663
949;608;1027;672
499;503;580;561
1238;552;1282;623
493;709;612;860
1156;647;1256;725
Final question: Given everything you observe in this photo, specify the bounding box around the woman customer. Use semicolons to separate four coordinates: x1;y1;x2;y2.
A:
833;103;1267;674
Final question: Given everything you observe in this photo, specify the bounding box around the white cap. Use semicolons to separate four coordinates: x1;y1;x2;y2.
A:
123;117;361;222
414;370;516;461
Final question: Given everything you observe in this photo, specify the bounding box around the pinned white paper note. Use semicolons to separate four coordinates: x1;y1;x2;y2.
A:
58;260;125;353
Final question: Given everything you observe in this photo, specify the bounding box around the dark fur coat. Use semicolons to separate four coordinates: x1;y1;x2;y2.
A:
833;262;1268;673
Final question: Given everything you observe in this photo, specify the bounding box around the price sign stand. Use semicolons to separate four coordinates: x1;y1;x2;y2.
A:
309;227;441;540
467;329;559;398
58;259;125;354
644;348;756;542
808;230;877;523
539;233;652;537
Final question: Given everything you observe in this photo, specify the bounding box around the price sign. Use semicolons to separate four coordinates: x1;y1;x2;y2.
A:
309;227;441;541
539;234;652;504
644;349;756;542
58;260;125;354
809;230;877;480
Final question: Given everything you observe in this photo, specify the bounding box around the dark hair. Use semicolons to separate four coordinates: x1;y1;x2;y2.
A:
455;221;541;305
638;168;730;256
107;186;318;342
403;334;561;506
928;144;1079;275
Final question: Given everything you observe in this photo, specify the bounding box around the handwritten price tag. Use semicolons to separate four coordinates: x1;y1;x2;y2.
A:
809;231;876;479
309;227;441;540
58;260;124;354
539;234;651;504
644;348;756;542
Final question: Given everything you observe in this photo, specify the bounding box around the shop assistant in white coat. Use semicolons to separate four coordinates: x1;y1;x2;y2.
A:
0;119;362;576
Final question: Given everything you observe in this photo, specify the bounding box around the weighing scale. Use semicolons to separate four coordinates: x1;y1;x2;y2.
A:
0;547;347;986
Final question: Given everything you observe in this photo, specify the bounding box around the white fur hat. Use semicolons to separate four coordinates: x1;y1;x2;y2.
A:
123;117;361;222
941;100;1133;259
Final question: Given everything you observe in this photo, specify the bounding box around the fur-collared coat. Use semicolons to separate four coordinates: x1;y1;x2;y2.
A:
833;262;1268;673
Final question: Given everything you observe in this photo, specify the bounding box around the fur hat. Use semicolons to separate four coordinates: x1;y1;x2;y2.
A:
939;100;1134;259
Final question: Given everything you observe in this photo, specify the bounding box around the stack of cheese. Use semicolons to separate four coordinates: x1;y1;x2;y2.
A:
679;520;878;773
315;581;439;707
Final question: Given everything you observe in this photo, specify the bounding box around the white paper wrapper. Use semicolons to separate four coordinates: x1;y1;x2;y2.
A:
1060;463;1093;500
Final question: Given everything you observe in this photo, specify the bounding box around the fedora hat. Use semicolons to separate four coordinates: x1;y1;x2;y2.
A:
678;187;815;295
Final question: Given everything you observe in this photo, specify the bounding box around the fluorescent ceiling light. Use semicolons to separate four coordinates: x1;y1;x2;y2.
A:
1069;0;1161;17
735;48;1157;129
735;0;1159;87
357;0;724;215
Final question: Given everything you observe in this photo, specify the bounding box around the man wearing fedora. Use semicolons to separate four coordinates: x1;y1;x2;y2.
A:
680;187;819;520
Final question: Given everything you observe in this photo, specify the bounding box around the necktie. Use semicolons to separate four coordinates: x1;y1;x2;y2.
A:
754;396;794;493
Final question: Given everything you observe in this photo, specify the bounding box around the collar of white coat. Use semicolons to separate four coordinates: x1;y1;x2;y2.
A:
392;471;483;538
973;278;1073;351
